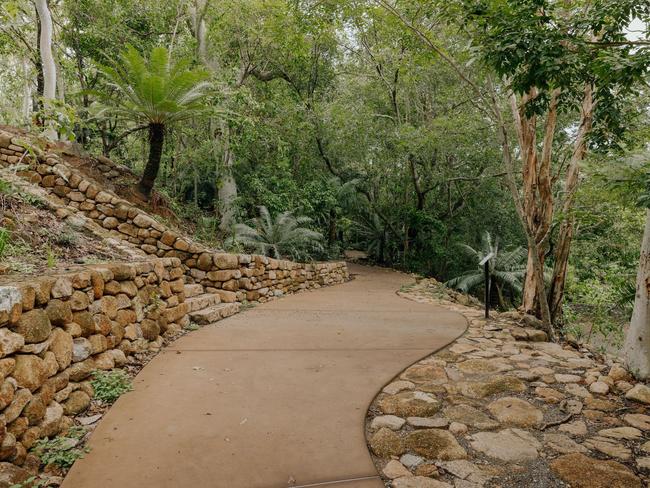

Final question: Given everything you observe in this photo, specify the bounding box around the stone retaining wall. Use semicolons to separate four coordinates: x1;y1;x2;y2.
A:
0;257;185;469
0;130;349;302
0;128;350;474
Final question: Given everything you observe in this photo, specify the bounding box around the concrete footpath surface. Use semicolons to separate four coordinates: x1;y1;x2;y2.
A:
63;264;467;488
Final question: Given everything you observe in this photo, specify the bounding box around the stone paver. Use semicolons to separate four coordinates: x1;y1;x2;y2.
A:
365;278;650;487
62;265;467;488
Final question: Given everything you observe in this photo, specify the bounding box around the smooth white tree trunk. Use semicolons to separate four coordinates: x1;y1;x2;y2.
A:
624;209;650;379
34;0;57;139
189;0;239;233
21;58;32;121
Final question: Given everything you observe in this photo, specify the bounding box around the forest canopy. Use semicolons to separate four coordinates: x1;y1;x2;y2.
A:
0;0;649;366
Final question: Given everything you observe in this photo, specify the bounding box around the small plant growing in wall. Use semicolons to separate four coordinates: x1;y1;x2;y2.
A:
9;476;43;488
184;322;200;331
31;427;89;470
90;370;133;404
145;290;164;314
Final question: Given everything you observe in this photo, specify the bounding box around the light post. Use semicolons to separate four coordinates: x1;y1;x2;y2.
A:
479;252;495;319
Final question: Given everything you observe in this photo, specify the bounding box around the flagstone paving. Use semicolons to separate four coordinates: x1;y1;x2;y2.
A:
366;278;650;488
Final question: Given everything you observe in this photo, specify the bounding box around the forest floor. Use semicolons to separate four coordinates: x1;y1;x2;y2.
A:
366;277;649;488
0;171;131;277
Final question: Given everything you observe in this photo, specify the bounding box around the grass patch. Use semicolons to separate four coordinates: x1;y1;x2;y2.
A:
90;370;133;404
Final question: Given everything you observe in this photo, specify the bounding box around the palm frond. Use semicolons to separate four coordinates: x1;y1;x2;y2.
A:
233;206;323;259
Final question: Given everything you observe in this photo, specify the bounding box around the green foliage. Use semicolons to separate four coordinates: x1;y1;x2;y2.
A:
34;99;78;141
31;427;89;469
90;370;133;404
45;244;57;269
8;476;41;488
0;227;10;258
184;322;200;331
54;229;78;248
94;45;212;127
446;231;526;308
231;206;323;260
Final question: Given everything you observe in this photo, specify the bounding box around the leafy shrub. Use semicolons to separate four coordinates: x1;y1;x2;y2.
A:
31;427;88;469
54;229;78;248
230;205;323;260
0;228;9;258
45;244;58;269
90;370;133;404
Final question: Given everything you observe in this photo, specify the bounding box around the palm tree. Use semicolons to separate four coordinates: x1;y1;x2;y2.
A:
354;212;388;263
446;231;527;309
96;45;211;197
232;206;323;259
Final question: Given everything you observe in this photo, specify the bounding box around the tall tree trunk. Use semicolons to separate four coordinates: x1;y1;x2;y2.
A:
623;209;650;379
34;9;44;111
549;84;594;323
34;0;57;139
513;89;558;316
491;84;554;338
218;126;238;233
328;208;337;245
189;1;240;233
138;124;165;197
22;58;32;121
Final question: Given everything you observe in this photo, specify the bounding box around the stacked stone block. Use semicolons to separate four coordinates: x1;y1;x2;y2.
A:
0;257;185;468
0;129;349;301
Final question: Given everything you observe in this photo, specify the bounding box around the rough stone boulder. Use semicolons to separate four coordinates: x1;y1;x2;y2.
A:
0;462;31;488
487;397;543;428
401;364;448;384
550;453;641;488
48;328;73;370
626;384;650;405
405;429;467;460
369;427;404;457
379;391;441;417
11;355;47;391
11;310;51;344
0;330;23;358
456;375;526;399
469;428;540;462
443;404;499;430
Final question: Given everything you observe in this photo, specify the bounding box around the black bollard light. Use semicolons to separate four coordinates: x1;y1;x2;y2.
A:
479;252;495;319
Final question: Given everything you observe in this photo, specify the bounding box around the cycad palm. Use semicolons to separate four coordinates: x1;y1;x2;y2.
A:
233;206;323;259
97;45;211;197
446;231;526;309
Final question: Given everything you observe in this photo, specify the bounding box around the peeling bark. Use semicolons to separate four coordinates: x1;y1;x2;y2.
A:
549;84;594;322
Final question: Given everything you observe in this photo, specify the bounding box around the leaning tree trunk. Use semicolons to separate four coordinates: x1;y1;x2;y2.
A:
623;209;650;379
34;0;57;139
138;123;165;198
516;89;557;317
549;84;594;323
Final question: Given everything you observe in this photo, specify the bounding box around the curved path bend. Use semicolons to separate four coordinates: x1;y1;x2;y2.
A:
63;264;467;488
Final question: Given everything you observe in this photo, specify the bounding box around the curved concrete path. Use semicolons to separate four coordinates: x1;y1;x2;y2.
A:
63;264;467;488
